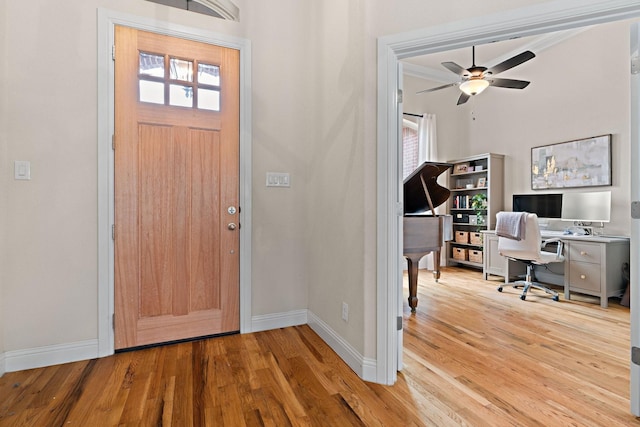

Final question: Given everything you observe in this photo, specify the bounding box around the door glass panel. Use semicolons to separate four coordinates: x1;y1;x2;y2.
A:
139;52;164;77
137;55;221;111
169;84;193;107
170;58;193;82
198;63;220;86
198;88;220;111
139;80;165;104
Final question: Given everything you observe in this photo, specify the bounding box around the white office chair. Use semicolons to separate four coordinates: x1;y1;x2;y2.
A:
495;212;564;301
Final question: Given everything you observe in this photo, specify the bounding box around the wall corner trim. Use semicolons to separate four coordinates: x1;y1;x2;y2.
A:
0;352;6;377
307;311;377;383
251;309;308;333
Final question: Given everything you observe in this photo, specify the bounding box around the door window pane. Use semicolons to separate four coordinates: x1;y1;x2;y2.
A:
170;58;193;82
198;88;220;111
169;84;193;107
139;80;165;104
138;54;221;111
198;63;220;86
139;53;164;77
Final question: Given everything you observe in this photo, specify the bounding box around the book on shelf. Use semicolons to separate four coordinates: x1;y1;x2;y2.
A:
452;195;470;209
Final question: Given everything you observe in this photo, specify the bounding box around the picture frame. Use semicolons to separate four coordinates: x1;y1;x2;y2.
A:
477;177;486;188
531;134;612;190
453;162;470;174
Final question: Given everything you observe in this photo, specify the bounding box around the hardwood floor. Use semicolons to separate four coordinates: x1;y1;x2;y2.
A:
1;267;638;426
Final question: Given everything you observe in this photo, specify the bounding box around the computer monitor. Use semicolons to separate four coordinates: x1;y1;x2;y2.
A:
561;190;611;223
512;193;562;219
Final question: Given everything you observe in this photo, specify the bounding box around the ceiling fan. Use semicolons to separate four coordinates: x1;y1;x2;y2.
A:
417;46;536;105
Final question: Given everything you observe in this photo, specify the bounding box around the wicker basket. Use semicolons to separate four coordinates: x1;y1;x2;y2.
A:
469;249;483;264
470;232;483;245
455;231;469;244
452;247;468;261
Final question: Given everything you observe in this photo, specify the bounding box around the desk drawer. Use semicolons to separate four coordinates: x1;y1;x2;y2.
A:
569;261;601;293
569;242;601;264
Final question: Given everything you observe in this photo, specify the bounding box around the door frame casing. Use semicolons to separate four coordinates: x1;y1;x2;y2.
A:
376;0;640;395
97;8;252;357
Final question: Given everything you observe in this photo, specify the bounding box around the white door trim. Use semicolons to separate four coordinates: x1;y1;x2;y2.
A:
630;22;640;417
376;0;640;398
97;8;252;357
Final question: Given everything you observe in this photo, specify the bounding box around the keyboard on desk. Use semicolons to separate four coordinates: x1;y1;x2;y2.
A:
541;230;567;237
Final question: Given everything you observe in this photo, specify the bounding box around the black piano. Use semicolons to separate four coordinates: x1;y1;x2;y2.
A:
403;161;453;312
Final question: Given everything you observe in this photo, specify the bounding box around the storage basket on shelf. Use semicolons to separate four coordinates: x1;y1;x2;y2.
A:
469;249;483;264
453;247;468;261
470;232;483;245
455;231;469;244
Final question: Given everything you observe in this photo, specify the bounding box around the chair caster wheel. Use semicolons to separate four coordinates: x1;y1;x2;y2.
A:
520;295;526;301
553;295;559;301
497;287;503;292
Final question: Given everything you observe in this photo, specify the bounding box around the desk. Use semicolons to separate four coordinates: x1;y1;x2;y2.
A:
482;231;630;308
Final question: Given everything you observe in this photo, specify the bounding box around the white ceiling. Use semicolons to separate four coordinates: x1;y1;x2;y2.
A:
401;27;590;86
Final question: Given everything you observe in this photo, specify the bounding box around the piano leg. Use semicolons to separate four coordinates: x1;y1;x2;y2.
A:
432;250;441;282
405;256;420;313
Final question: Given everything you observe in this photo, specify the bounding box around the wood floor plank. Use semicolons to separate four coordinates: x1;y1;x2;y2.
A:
1;267;638;426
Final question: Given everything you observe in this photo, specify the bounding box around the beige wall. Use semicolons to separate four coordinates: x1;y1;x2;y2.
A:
242;0;311;317
367;0;556;37
304;0;368;354
403;20;631;237
1;0;623;374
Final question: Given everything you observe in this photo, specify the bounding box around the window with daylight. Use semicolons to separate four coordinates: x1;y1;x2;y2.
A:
402;122;419;180
138;52;221;111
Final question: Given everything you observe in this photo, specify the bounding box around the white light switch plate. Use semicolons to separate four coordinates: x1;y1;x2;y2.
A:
14;160;31;180
266;172;290;187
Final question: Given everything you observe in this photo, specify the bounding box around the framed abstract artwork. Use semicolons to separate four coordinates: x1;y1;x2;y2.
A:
531;134;612;190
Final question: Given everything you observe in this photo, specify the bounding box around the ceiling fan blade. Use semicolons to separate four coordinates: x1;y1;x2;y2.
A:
416;82;459;94
488;78;530;89
457;92;470;105
486;50;535;75
441;61;469;76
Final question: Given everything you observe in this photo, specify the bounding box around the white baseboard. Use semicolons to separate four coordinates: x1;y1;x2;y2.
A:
307;311;377;382
4;339;98;373
0;311;378;384
251;309;308;332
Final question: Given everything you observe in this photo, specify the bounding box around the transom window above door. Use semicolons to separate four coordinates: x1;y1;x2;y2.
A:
138;52;221;111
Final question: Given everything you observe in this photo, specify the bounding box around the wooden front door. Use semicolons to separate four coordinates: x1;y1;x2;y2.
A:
114;26;240;349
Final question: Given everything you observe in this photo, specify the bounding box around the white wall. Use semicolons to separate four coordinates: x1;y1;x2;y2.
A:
402;20;632;237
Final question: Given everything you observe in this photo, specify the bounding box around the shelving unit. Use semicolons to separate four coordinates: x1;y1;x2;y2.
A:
446;153;504;269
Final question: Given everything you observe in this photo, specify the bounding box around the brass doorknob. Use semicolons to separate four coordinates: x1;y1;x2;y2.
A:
228;223;237;230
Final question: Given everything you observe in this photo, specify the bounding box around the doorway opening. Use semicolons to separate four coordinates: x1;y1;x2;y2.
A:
376;3;640;409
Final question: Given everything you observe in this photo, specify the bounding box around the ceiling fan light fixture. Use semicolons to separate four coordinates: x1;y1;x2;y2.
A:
459;79;489;96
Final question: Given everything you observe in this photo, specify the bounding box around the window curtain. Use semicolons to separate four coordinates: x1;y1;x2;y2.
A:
417;114;441;271
418;113;438;162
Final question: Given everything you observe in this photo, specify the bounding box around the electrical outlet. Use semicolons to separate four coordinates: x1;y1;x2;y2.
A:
342;302;349;322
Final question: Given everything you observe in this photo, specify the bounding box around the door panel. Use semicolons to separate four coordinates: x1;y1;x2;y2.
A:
114;26;239;349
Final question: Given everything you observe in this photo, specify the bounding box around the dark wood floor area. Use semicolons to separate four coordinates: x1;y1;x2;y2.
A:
1;267;638;426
